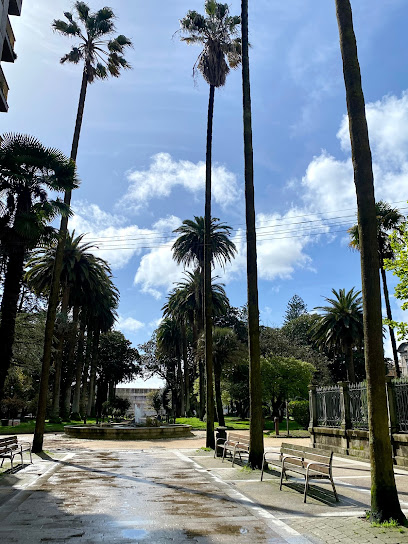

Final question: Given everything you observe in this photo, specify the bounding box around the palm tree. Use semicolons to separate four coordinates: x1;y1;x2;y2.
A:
157;317;184;417
311;288;363;383
335;0;404;522
34;3;132;453
172;215;236;430
241;0;263;469
27;232;110;419
349;201;404;376
0;134;77;401
179;2;241;449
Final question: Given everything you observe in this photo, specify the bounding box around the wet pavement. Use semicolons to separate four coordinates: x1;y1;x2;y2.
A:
1;433;408;543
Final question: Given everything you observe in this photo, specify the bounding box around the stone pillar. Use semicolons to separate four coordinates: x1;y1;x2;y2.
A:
339;381;351;453
308;385;317;447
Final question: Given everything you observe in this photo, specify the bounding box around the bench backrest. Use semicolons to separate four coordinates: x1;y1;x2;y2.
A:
0;436;18;453
280;442;333;467
227;432;250;446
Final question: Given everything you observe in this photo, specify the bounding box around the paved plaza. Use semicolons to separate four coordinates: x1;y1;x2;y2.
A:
1;432;408;543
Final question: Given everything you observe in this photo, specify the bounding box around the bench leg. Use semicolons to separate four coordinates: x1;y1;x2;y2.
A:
232;446;237;467
261;454;266;481
0;457;4;468
29;449;33;464
222;446;227;463
304;474;309;503
279;466;285;490
330;476;339;502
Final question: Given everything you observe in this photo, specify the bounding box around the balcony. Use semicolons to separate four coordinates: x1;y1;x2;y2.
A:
2;17;16;62
0;66;9;112
8;0;22;17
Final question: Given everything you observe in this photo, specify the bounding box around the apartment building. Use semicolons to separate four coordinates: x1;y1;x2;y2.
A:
0;0;22;112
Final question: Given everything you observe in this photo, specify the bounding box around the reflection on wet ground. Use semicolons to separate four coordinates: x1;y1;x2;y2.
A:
0;448;288;543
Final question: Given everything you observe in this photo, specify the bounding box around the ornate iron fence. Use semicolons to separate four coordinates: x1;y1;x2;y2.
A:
349;382;368;430
316;386;341;427
394;378;408;433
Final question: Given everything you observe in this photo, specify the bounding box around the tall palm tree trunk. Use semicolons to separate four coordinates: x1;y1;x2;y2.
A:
80;324;93;418
204;84;215;449
33;68;88;452
380;264;400;377
214;358;225;427
72;313;86;416
0;244;26;400
182;325;190;415
50;285;70;420
61;304;80;418
335;0;404;523
344;342;356;383
87;327;100;417
177;355;185;417
242;0;264;469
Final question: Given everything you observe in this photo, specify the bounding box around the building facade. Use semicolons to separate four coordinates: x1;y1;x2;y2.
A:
398;342;408;377
0;0;22;112
116;388;160;417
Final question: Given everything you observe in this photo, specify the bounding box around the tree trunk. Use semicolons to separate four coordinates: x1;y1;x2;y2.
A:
344;342;356;383
242;0;264;469
335;0;404;523
33;68;88;453
50;285;70;420
182;324;190;415
177;356;185;417
80;324;93;417
61;304;80;418
380;265;400;377
87;327;99;417
214;358;225;427
72;313;86;415
0;243;26;400
204;84;215;449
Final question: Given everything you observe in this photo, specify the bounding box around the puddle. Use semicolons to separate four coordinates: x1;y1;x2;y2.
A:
121;529;148;540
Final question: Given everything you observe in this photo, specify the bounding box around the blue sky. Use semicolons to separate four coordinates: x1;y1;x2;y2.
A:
3;0;408;387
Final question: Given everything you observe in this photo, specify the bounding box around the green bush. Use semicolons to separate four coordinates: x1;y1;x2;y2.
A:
288;400;310;429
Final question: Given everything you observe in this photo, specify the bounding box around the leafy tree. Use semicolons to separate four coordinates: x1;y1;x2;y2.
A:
0;134;77;402
35;2;132;453
384;221;408;340
283;295;308;325
335;0;404;522
311;288;363;383
349;201;404;376
261;356;315;418
179;2;241;449
240;0;263;469
146;390;162;417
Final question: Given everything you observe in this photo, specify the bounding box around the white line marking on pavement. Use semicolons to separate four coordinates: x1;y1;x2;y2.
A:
173;450;312;544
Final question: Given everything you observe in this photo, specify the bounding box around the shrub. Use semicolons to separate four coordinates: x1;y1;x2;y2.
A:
288;400;310;429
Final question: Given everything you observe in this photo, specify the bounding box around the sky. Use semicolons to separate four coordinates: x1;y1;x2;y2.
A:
3;0;408;388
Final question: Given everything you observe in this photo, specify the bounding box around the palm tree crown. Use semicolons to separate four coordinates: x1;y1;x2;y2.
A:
53;2;132;83
179;1;241;87
172;216;236;270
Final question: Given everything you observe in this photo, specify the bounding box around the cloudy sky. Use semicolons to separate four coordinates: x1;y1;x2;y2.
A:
4;0;408;387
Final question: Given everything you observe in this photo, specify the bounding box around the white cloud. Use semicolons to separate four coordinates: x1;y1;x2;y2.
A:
116;316;145;333
301;91;408;215
120;153;241;212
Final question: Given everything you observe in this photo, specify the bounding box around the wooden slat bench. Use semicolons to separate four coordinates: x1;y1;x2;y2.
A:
0;436;33;471
215;432;250;467
261;442;338;503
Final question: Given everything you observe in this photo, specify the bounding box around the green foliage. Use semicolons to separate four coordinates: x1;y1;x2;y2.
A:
385;221;408;339
98;331;140;385
146;389;162;416
288;400;310;429
261;356;315;403
102;397;130;418
283;295;308;325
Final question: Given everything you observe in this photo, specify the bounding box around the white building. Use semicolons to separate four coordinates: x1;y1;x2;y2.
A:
115;388;159;417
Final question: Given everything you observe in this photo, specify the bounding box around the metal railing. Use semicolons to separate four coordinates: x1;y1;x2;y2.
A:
316;385;341;427
349;382;368;430
394;378;408;433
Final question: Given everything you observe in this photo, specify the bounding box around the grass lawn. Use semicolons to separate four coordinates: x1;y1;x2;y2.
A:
0;419;97;435
176;416;309;436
